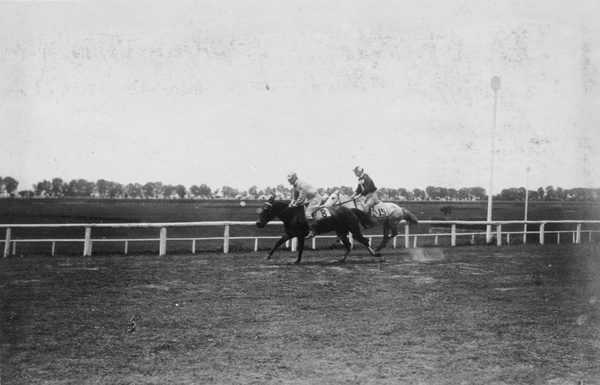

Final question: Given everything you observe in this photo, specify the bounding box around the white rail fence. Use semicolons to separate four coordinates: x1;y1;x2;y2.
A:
2;220;600;258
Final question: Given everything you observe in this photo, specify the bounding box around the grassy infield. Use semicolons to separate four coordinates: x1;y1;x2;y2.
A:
1;244;599;384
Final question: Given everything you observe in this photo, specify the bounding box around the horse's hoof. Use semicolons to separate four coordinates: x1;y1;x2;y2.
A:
293;260;301;265
264;254;272;261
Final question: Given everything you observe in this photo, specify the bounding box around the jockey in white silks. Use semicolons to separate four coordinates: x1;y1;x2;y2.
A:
287;172;322;239
349;166;379;212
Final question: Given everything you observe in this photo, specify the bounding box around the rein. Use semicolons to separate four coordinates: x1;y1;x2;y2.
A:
330;195;358;207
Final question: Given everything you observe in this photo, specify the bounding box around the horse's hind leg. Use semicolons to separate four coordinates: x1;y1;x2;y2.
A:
336;231;352;263
351;231;382;258
376;220;391;252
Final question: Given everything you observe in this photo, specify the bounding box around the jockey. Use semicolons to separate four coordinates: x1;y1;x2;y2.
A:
349;166;379;212
287;172;322;239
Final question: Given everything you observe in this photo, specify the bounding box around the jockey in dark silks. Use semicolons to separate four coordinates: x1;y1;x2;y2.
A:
349;166;379;212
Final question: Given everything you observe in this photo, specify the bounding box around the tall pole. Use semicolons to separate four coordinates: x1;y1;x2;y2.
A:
523;166;530;244
487;76;501;243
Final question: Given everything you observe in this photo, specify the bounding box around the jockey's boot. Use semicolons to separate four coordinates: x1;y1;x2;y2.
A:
305;217;317;239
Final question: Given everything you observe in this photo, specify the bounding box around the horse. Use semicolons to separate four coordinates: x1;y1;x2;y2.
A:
323;190;419;252
255;196;382;264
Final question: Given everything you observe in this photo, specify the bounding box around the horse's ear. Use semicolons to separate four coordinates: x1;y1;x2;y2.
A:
267;196;275;203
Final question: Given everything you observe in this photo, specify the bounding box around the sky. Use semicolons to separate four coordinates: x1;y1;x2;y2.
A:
1;0;599;194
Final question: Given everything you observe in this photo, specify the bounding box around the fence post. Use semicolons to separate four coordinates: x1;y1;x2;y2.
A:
52;241;56;256
83;228;92;256
496;225;502;246
576;223;581;244
539;223;545;245
451;224;456;247
404;224;410;248
159;227;167;256
3;228;11;258
223;224;230;254
124;241;128;255
291;237;297;252
254;238;258;252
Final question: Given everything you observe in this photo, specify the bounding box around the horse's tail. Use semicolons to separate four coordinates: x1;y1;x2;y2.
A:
402;209;419;225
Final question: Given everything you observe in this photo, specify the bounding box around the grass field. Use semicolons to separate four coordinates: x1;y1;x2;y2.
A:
1;244;599;384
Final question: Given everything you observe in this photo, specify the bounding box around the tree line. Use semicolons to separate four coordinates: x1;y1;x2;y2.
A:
1;176;599;202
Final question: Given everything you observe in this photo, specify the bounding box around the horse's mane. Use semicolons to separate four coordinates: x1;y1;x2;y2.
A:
271;200;289;209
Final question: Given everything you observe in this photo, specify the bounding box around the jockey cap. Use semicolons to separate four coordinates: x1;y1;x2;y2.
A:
352;166;363;173
287;172;297;180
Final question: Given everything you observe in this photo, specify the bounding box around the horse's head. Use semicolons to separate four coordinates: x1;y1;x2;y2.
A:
255;196;277;228
323;190;340;207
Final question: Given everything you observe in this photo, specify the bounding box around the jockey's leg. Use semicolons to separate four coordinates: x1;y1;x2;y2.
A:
305;213;317;239
364;192;379;213
304;203;319;239
364;195;375;213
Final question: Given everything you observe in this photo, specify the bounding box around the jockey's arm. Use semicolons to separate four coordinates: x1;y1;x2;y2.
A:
294;189;307;206
350;186;362;199
289;188;300;207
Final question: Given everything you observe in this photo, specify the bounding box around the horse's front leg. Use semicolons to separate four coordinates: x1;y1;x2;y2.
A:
265;234;289;260
294;237;305;264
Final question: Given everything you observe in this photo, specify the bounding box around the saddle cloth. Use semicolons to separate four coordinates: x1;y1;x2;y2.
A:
369;201;390;218
313;207;333;221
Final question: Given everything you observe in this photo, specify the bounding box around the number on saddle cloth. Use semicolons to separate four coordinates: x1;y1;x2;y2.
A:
370;202;389;218
314;207;332;221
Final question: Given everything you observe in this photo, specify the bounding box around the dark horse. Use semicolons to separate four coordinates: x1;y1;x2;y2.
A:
255;196;381;264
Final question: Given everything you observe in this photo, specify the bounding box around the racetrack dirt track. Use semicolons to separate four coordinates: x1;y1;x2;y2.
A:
1;244;599;384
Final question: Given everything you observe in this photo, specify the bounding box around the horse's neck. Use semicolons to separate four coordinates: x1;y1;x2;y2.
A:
274;203;297;221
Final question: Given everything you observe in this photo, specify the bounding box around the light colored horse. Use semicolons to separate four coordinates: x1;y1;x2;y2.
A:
323;190;418;252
